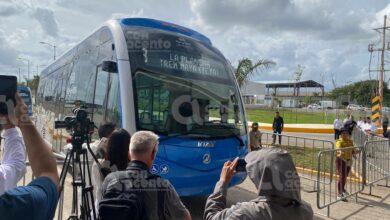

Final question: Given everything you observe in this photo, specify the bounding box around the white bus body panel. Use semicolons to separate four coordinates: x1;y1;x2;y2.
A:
106;20;137;134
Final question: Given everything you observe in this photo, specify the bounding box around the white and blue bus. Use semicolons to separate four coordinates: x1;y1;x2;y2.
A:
36;18;248;196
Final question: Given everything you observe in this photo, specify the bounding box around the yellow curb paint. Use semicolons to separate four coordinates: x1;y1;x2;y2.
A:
295;166;362;183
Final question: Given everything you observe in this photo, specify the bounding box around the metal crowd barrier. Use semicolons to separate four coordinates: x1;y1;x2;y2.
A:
316;146;364;217
352;126;386;148
316;132;390;217
261;131;334;191
364;140;390;187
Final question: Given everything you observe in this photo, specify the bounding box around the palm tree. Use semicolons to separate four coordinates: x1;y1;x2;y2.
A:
235;58;276;88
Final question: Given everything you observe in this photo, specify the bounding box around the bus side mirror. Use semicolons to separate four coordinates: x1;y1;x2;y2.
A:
102;61;118;73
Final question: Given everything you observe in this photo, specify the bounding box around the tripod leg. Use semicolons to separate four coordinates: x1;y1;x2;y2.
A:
84;152;96;219
58;151;71;196
71;152;79;217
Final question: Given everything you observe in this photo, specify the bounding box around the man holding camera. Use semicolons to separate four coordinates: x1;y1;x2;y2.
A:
204;148;313;220
0;94;59;219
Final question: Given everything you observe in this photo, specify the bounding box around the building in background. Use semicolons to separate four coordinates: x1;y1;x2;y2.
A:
241;80;327;108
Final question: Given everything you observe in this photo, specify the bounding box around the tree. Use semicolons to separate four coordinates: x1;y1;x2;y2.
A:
25;75;40;95
303;96;312;105
235;58;276;88
294;64;304;82
329;80;390;107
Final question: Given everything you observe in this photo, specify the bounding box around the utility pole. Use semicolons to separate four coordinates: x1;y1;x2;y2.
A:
379;15;387;115
369;15;390;123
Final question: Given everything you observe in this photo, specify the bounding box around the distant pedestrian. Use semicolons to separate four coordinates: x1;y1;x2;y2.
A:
357;117;364;129
333;116;343;140
249;122;262;151
335;128;358;202
382;115;389;135
343;115;356;135
272;111;284;145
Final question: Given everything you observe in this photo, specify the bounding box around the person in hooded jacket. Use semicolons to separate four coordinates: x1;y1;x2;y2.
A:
204;148;313;220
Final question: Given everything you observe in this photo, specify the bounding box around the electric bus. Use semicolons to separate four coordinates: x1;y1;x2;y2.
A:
17;86;33;116
36;18;248;196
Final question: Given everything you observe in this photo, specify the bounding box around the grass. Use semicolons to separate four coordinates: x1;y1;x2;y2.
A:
246;108;336;124
264;145;332;173
245;107;373;124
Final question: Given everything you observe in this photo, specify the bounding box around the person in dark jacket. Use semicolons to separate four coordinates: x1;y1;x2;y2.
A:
272;111;284;145
343;115;356;135
204;148;313;220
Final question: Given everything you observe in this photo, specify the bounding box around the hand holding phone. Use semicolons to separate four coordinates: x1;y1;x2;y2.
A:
235;158;247;172
0;75;17;115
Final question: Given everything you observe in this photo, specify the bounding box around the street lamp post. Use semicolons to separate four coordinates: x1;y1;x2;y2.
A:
39;41;56;61
18;57;30;87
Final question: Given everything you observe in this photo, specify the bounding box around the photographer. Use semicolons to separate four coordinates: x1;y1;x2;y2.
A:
0;113;26;195
0;94;59;219
204;148;313;220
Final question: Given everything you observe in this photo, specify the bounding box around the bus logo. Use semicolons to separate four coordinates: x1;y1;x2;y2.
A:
203;154;211;164
197;141;215;148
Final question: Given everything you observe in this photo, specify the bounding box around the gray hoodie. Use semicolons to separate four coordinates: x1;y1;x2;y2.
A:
204;148;313;220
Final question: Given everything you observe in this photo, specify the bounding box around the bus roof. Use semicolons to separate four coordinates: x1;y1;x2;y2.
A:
120;18;212;46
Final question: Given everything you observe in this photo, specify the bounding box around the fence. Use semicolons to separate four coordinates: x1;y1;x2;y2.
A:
245;106;371;124
364;140;390;187
261;131;334;191
316;146;365;216
352;126;385;148
316;131;390;217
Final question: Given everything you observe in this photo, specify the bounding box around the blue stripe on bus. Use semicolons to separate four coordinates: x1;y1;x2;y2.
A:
120;18;212;46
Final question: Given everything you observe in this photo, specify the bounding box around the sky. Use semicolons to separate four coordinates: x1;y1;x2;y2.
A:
1;0;390;90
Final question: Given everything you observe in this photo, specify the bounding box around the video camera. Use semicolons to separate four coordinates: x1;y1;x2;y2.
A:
54;108;95;150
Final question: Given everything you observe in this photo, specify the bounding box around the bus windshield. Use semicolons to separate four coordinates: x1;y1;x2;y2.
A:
124;27;246;137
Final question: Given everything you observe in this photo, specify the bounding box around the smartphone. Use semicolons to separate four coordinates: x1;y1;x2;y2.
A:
235;158;247;172
0;75;17;114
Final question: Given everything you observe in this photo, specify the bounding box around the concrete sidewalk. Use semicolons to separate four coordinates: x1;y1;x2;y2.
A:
236;178;390;220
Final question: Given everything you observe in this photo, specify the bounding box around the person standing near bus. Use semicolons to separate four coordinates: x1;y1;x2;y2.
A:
382;115;389;135
272;111;284;145
249;122;262;151
335;128;357;202
333;116;343;140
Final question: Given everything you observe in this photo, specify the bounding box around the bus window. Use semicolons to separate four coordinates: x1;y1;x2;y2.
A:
93;66;109;126
106;73;121;126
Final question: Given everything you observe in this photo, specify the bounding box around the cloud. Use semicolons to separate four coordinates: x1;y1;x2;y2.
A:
0;29;19;66
110;9;144;19
31;7;59;37
0;1;25;17
189;0;374;40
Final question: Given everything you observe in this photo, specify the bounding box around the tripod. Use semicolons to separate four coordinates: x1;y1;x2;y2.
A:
58;134;100;220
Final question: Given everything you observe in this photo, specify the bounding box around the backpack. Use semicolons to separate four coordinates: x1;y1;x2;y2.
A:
98;164;166;220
